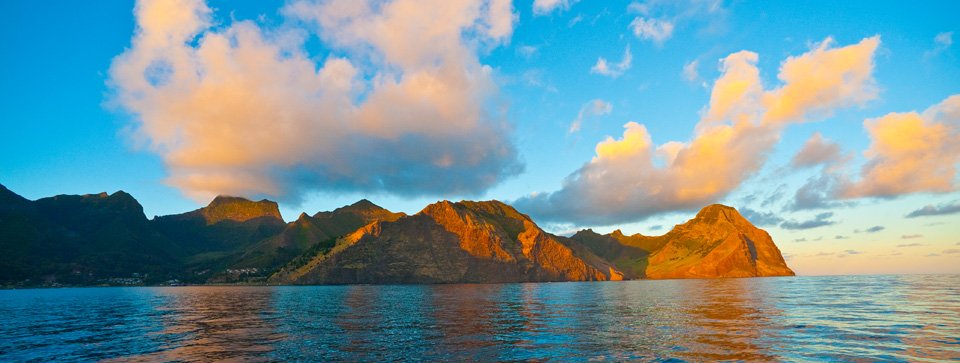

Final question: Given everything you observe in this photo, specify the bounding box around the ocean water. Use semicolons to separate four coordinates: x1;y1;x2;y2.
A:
0;275;958;362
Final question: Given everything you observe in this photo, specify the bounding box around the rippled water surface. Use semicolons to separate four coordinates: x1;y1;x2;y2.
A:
1;275;958;362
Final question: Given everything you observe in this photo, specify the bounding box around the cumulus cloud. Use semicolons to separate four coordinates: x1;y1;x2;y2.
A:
788;94;959;210
906;200;960;218
865;225;885;233
533;0;576;16
780;212;836;230
110;0;522;202
792;132;842;168
629;17;674;44
840;95;960;198
569;99;613;134
590;45;632;78
761;37;879;124
515;37;880;225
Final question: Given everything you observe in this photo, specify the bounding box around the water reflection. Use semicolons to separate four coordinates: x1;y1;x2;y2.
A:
673;278;779;361
111;287;285;362
1;275;958;361
428;284;505;360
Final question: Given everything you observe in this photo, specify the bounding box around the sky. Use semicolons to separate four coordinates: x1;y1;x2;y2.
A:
1;0;958;275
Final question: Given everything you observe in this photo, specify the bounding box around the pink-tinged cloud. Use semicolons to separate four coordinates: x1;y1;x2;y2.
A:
110;0;522;202
515;37;880;225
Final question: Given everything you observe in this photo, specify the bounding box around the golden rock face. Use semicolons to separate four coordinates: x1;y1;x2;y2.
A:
640;205;793;279
273;201;792;284
573;204;794;280
275;200;621;284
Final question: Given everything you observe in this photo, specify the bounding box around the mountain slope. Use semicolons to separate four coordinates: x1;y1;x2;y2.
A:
232;200;405;270
271;200;622;284
573;204;794;279
0;187;180;285
0;183;794;286
151;196;286;277
645;204;794;278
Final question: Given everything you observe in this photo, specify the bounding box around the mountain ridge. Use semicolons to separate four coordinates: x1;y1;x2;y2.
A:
0;184;793;286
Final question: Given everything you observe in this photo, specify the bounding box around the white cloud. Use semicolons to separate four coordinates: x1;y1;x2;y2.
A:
517;45;538;59
936;32;954;47
629;17;674;44
533;0;576;16
515;37;881;225
110;0;522;202
925;31;953;58
590;45;632;78
681;59;699;82
568;99;613;134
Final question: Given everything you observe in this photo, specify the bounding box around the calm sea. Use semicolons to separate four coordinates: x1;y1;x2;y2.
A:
1;275;957;362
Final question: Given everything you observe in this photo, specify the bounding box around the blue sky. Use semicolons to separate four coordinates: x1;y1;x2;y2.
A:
1;0;958;274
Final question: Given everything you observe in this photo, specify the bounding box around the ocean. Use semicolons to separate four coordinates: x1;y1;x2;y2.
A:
1;275;957;362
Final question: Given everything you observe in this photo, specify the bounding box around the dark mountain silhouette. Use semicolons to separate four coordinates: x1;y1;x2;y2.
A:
0;188;179;285
0;184;793;287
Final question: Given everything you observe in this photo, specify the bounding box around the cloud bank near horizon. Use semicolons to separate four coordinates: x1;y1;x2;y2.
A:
110;0;522;203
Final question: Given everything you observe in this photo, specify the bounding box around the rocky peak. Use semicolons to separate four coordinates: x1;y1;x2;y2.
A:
572;229;600;239
423;200;531;222
350;199;377;209
201;195;282;224
45;190;145;214
644;203;794;279
688;204;751;228
316;199;404;221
